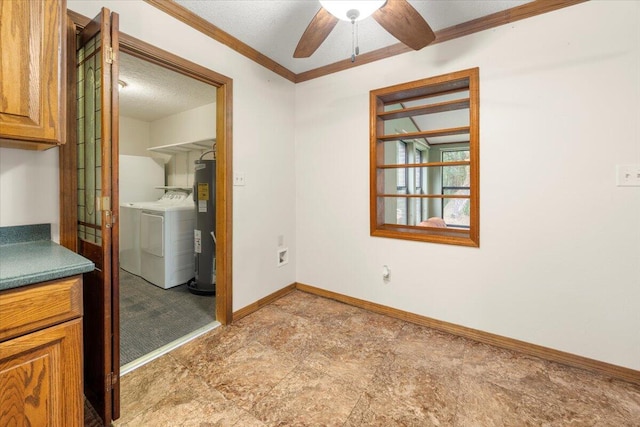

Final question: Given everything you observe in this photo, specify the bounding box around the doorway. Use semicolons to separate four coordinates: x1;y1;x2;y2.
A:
61;10;233;425
62;12;233;324
117;33;233;328
118;51;218;370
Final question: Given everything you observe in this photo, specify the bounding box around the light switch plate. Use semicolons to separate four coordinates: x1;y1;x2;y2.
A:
233;172;246;186
616;164;640;187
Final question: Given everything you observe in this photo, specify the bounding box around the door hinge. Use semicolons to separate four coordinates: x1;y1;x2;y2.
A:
105;210;113;228
106;46;114;64
106;372;119;392
97;196;113;228
96;196;111;212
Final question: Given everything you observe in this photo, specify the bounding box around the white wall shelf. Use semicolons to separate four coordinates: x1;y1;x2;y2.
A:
147;139;215;154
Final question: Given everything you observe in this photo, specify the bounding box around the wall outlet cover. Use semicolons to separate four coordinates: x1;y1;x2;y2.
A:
616;164;640;187
233;172;246;186
277;247;289;267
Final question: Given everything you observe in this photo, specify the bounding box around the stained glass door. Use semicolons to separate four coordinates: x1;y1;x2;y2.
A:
76;8;120;425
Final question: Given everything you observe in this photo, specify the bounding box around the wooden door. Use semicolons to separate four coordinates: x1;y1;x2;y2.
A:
75;8;120;425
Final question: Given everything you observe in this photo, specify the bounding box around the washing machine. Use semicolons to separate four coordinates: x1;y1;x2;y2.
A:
139;190;195;289
120;203;143;275
119;198;169;276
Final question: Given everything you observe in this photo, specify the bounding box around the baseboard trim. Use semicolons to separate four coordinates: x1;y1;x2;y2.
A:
295;282;640;386
232;283;297;321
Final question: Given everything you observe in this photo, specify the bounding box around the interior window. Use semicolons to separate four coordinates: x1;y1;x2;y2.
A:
441;149;471;228
369;68;479;247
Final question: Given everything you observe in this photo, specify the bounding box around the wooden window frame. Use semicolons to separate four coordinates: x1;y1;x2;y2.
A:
369;68;479;247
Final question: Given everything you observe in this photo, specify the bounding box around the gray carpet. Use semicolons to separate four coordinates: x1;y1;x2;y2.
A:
119;268;216;366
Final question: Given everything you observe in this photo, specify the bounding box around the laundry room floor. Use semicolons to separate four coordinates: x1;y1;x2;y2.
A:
110;290;640;426
119;268;216;366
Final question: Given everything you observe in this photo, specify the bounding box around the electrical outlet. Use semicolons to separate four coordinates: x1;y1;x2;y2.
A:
382;265;391;282
233;172;246;186
616;164;640;187
277;247;288;267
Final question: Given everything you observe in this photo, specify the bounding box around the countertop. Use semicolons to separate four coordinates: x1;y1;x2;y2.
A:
0;224;94;291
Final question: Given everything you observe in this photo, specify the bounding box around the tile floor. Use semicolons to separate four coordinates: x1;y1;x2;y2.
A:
119;268;216;366
112;290;640;426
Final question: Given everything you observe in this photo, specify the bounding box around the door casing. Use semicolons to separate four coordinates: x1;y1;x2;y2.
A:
116;33;234;325
60;10;233;423
63;10;233;326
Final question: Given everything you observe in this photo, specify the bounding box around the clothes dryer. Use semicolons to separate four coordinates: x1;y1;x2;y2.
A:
119;198;172;276
139;191;195;289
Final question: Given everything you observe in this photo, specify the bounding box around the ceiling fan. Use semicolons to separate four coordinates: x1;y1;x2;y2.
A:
293;0;436;59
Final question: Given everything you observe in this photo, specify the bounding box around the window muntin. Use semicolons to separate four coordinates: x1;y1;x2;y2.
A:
370;68;479;247
390;140;430;226
441;149;471;228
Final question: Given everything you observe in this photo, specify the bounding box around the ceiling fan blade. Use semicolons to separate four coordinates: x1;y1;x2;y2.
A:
294;7;339;58
372;0;436;50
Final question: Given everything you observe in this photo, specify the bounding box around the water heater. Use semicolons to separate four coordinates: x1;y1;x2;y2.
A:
188;159;216;295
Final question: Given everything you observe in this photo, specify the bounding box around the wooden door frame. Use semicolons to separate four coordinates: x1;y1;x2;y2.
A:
62;10;233;325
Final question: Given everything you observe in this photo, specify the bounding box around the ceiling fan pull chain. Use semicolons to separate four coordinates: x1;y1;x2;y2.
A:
351;18;356;62
355;21;360;56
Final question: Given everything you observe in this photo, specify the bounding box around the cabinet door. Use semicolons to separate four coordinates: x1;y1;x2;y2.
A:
0;318;83;427
0;0;66;149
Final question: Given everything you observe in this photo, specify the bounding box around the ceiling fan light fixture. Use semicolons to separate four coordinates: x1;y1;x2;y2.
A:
319;0;386;22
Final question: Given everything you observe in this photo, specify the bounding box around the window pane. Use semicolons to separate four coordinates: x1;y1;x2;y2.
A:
442;150;470;189
395;142;406;188
442;164;470;188
371;68;478;246
442;193;470;228
397;197;407;225
382;194;408;225
380;140;430;165
383;196;442;226
401;90;470;107
382;168;427;195
442;150;470;162
415;150;423;187
385;109;469;134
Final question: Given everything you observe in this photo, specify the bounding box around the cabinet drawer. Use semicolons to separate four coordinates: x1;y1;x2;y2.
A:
0;276;82;342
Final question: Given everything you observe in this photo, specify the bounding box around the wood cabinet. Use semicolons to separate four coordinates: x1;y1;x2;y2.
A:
0;0;67;150
0;276;83;426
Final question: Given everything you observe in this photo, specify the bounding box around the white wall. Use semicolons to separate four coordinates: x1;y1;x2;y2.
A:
295;1;640;370
67;0;297;311
119;155;165;203
120;115;151;157
0;147;60;241
147;102;217;186
150;102;216;148
166;150;208;188
120;106;216;191
4;0;637;372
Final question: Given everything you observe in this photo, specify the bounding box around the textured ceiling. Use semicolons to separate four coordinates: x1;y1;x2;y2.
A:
174;0;534;74
118;1;536;121
118;52;217;122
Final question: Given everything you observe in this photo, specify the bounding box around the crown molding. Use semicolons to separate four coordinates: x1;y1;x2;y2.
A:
296;0;587;82
144;0;298;82
141;0;587;83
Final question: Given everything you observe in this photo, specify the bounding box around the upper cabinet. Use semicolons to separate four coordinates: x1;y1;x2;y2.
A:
0;0;67;150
